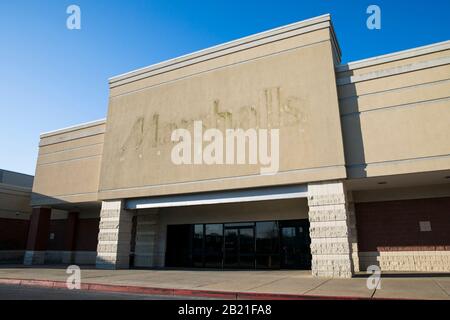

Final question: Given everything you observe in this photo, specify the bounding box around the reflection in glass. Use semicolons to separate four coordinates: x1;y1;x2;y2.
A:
192;224;204;267
204;224;223;268
239;228;255;268
166;219;310;270
255;221;280;269
224;222;254;228
224;229;239;267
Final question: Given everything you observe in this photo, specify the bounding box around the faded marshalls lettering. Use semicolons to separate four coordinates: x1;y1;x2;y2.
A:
171;121;279;174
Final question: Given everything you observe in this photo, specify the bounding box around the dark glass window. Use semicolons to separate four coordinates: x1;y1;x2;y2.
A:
255;221;280;269
224;228;239;267
224;222;254;228
164;219;310;270
204;224;223;268
165;224;191;267
256;221;279;253
239;227;255;268
192;224;204;267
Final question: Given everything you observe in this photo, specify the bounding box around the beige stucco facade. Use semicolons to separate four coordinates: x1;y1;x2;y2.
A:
27;14;450;277
99;15;346;200
32;119;105;206
337;41;450;179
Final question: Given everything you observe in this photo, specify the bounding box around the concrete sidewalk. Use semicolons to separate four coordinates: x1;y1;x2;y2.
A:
0;266;449;300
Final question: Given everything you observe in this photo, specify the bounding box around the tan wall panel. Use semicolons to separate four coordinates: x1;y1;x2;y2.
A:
38;134;104;155
32;156;101;204
40;123;106;146
342;99;450;166
100;39;346;199
33;122;105;205
110;28;332;97
340;79;450;114
337;49;450;78
338;64;450;99
99;166;345;200
340;46;450;179
37;144;103;165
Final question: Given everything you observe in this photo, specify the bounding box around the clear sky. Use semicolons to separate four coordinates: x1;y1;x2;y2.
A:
1;0;449;175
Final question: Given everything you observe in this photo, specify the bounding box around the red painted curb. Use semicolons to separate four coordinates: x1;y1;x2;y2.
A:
21;279;55;288
0;277;384;300
173;288;237;299
0;278;21;286
88;283;174;296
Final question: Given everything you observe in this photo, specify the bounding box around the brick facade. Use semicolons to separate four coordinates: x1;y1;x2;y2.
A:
75;218;100;251
0;218;29;250
356;197;450;252
356;197;450;272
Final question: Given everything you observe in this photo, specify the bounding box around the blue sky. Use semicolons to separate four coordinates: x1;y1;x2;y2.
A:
1;0;449;175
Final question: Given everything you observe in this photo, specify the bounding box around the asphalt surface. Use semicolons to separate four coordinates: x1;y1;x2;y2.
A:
0;284;202;300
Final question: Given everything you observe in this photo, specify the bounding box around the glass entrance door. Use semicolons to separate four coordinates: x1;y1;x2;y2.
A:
224;228;238;267
223;226;255;268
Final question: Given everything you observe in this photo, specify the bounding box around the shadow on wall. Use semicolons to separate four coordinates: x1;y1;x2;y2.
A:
336;69;368;178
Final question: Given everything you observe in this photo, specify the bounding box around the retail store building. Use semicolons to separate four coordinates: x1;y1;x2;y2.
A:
16;15;450;277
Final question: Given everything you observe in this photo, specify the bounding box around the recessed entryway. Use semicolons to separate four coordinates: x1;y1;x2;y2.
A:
164;219;311;270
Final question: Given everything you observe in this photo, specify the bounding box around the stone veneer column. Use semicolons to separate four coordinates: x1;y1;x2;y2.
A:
134;210;162;267
24;207;51;265
96;200;133;269
307;181;354;278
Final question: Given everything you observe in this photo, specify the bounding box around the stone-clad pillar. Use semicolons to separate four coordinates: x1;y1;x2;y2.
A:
96;200;133;269
307;181;354;278
23;207;51;265
134;210;161;267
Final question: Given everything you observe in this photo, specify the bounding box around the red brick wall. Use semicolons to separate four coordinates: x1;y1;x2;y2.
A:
74;218;99;251
355;197;450;252
0;216;100;253
47;220;67;251
0;218;29;250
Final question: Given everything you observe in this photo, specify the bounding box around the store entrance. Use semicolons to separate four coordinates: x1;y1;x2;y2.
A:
165;219;311;270
223;226;255;268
